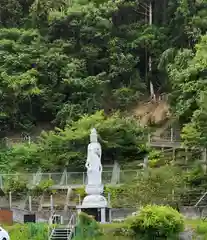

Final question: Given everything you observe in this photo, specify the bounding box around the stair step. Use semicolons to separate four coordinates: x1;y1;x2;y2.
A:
54;229;70;232
51;236;69;239
50;228;72;240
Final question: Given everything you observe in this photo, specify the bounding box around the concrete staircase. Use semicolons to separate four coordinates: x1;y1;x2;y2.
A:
50;228;72;240
49;213;76;240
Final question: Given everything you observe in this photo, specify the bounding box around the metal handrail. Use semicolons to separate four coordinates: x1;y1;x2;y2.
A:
48;213;77;240
195;191;207;207
67;213;77;239
48;214;57;240
67;213;76;229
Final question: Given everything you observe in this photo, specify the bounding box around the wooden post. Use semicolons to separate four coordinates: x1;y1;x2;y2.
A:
29;196;32;212
9;192;12;209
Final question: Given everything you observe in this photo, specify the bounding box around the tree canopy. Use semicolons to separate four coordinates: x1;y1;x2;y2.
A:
0;0;207;170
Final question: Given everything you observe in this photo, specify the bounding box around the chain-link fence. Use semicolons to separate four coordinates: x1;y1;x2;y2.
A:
0;170;143;190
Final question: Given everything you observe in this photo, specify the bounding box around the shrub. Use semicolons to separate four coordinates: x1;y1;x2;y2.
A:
196;221;207;236
74;187;86;199
148;150;165;168
127;205;184;239
31;178;55;196
4;177;28;196
74;212;103;240
104;186;126;207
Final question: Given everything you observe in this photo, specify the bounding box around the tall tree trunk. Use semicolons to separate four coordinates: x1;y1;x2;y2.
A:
149;1;155;100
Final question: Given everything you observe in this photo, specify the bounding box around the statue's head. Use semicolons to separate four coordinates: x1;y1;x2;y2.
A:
90;128;98;142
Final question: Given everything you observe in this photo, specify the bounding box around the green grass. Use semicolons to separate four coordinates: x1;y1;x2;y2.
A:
2;219;207;240
4;223;48;240
100;222;132;240
185;219;207;239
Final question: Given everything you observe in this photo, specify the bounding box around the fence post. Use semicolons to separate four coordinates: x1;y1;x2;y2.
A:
172;148;175;161
29;196;32;212
83;172;85;185
172;189;175;202
185;148;188;164
203;148;207;173
0;175;2;189
50;195;54;214
65;172;68;185
117;168;120;184
5;137;8;148
78;194;81;205
148;133;151;144
143;155;148;169
9;192;12;209
108;193;111;206
170;128;173;142
28;136;31;145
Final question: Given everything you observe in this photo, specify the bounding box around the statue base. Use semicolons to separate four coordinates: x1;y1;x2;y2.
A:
82;194;107;208
85;184;103;195
76;195;111;223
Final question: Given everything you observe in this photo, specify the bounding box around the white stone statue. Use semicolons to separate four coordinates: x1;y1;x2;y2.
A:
81;128;108;209
85;128;102;186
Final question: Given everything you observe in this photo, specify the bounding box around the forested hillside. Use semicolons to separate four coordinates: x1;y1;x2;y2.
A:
0;0;207;172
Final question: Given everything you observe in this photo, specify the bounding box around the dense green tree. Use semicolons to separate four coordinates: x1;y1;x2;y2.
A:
0;0;169;132
159;35;207;146
0;111;146;171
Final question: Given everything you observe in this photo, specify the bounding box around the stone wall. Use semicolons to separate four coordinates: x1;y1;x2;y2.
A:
180;206;207;219
4;206;207;224
111;208;136;220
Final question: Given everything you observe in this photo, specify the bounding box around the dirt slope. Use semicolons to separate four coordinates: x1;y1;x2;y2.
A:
133;99;171;126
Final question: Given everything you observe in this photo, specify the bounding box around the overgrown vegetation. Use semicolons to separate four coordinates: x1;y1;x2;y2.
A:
5;223;48;240
4;210;207;239
0;0;206;172
0;0;207;220
4;177;55;197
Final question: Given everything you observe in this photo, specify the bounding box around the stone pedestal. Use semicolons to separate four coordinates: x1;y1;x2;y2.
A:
76;194;111;223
